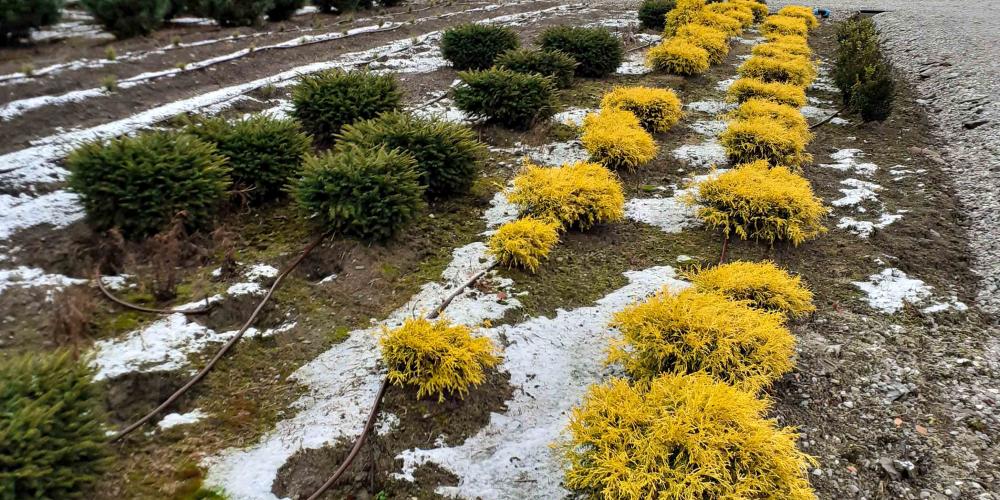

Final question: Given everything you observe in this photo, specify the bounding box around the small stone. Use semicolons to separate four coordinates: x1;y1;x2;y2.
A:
963;119;989;129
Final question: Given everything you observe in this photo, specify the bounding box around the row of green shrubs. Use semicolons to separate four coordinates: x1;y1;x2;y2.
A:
0;0;400;43
68;69;487;242
833;15;895;121
441;24;625;129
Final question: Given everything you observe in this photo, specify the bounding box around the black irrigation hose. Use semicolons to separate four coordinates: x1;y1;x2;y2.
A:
95;268;215;315
305;262;498;499
108;230;333;443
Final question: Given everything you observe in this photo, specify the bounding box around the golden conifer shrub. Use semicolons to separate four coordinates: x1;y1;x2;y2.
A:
380;317;500;402
487;216;560;273
726;77;807;107
600;86;684;134
720;116;812;167
692;160;828;245
705;2;754;28
663;0;706;36
752;40;813;59
728;97;811;137
675;23;729;64
693;9;744;36
561;373;817;500
778;5;820;30
508;161;625;230
645;38;710;76
581;108;658;170
762;14;809;38
687;260;816;318
764;33;810;48
731;0;768;22
608;287;795;392
738;54;816;87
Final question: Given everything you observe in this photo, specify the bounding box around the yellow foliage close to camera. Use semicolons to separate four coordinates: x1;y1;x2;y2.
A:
738;54;816;87
561;373;818;500
645;38;710;76
601;86;684;133
487;216;560;273
720;116;812;167
694;9;744;36
608;287;795;392
762;14;809;38
752;40;813;59
778;5;820;30
380;317;501;402
692;160;828;245
726;77;807;107
581;108;658;170
663;0;706;35
687;260;816;318
508;160;625;230
728;97;810;136
705;2;754;28
731;0;768;22
675;23;729;64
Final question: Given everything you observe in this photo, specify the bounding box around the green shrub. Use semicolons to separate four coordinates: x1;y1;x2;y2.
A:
638;0;675;31
183;114;311;202
67;130;231;239
0;0;63;44
453;68;557;130
834;16;894;121
539;25;623;78
441;23;520;71
80;0;169;38
293;145;424;241
267;0;304;20
495;48;577;89
290;69;402;145
193;0;273;26
0;351;112;499
311;0;360;13
337;112;486;197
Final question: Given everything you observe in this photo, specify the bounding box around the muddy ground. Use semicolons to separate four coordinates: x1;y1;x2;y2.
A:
1;1;997;499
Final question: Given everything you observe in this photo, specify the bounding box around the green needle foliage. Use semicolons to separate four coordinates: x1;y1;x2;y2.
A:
80;0;170;39
1;351;112;499
67;130;231;239
193;0;274;26
539;25;624;78
638;0;675;31
495;48;578;89
0;0;64;45
267;0;305;20
453;68;557;130
440;23;520;70
291;69;402;146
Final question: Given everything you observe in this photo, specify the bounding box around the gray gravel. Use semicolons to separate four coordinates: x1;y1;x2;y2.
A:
766;0;1000;316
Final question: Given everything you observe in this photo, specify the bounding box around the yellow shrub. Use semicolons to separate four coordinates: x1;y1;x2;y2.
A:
687;260;816;318
581;108;658;170
705;2;753;28
720;116;812;167
508;160;625;230
601;86;684;133
765;33;810;47
738;54;816;86
645;38;710;76
726;77;807;107
731;0;768;22
778;5;819;30
608;287;795;392
728;97;810;137
761;14;809;38
663;0;706;36
561;373;818;500
487;216;560;273
692;161;828;245
752;41;813;59
675;23;729;64
694;9;744;36
380;317;500;402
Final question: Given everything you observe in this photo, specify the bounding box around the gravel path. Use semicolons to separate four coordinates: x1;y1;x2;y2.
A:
765;0;1000;316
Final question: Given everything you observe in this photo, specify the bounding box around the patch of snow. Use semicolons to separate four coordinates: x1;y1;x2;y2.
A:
838;213;904;238
671;138;727;168
204;242;520;500
375;412;400;436
832;178;882;208
227;282;264;296
852;268;965;314
685;100;733;114
100;274;131;291
492;140;590;167
91;313;216;380
412;98;469;123
483;192;519;232
819;148;878;176
716;77;736;91
624;172;719;233
158;409;207;429
801;105;842;121
688;119;727;136
394;266;689;499
552;107;597;127
616;49;654;75
244;264;279;282
0;266;86;296
0;191;83;239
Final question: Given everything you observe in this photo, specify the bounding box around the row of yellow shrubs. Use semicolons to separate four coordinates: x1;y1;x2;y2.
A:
645;0;760;76
561;5;826;498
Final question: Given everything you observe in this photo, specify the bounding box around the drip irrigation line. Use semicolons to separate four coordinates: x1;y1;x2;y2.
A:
809;106;847;130
95;268;214;315
108;230;333;443
305;262;499;499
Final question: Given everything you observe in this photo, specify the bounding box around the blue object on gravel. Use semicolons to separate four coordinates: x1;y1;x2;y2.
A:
815;8;831;18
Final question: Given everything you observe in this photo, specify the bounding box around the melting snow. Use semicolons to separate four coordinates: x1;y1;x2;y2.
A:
832;178;882;208
853;268;967;314
685;100;733;114
838;213;904;238
158;409;207;429
492;140;590;167
672;138;727;168
394;266;688;499
483;192;519;232
0;191;83;240
0;266;86;296
688;119;727;136
820;149;877;176
552;107;597;127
